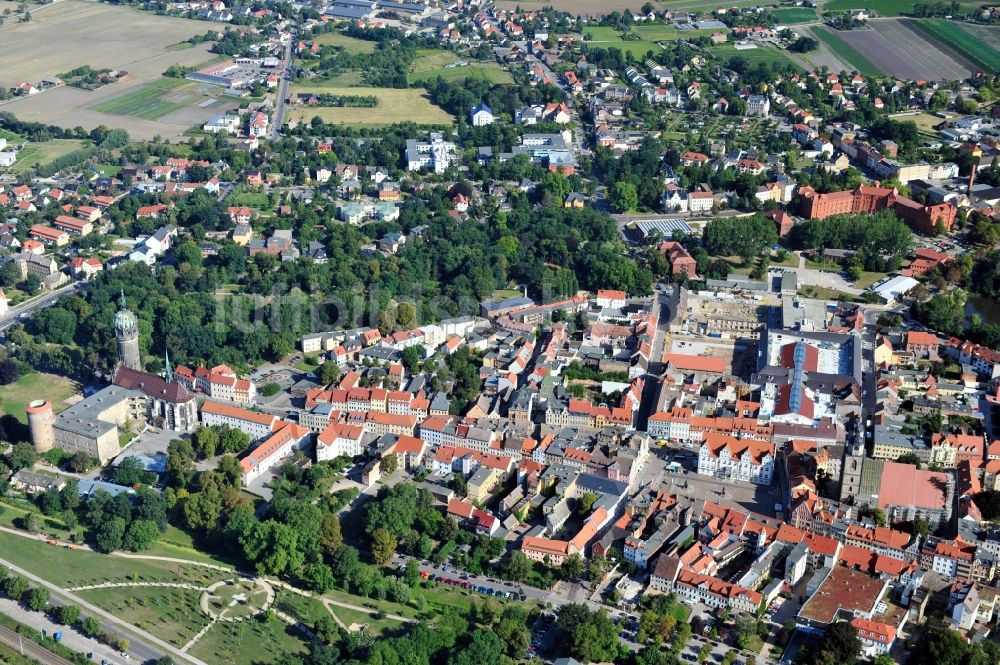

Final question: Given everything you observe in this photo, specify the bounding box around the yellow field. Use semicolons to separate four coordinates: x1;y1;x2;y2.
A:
289;85;453;127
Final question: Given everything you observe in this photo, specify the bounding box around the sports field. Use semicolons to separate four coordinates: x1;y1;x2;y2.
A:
409;49;513;84
910;19;1000;73
632;24;716;41
94;78;192;120
289;85;453;127
0;0;231;138
811;26;883;76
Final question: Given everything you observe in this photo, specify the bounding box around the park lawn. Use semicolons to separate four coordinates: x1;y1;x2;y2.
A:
142;524;237;567
0;372;79;425
853;271;888;290
583;26;661;58
331;605;403;636
78;586;210;647
492;288;525;299
0;530;229;588
9;139;90;175
711;44;798;68
584;26;625;41
911;19;1000;74
289;86;453;127
274;591;331;626
0;498;74;539
93;78;191;119
313;31;377;53
188;617;311;664
811;27;882;76
771;7;819;24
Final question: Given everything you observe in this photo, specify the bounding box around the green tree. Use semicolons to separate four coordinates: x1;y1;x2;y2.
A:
95;516;127;552
26;587;49;612
450;628;504;665
192;427;220;459
611;181;639;212
561;553;584;580
2;575;29;601
8;442;36;471
320;513;343;556
123;519;161;551
502;551;532;582
317;361;340;385
379;454;398;476
556;604;620;663
55;604;80;626
81;616;102;637
371;527;397;565
896;452;921;469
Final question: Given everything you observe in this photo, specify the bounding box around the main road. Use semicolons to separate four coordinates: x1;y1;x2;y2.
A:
0;281;82;334
269;36;294;140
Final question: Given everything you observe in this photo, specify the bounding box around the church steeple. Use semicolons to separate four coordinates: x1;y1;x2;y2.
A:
164;349;174;383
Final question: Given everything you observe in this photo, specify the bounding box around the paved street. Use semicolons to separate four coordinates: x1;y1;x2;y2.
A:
0;282;82;334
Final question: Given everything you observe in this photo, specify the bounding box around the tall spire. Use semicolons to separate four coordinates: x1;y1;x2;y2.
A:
164;349;173;383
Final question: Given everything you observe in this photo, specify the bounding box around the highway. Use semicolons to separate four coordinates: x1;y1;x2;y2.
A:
0;622;73;665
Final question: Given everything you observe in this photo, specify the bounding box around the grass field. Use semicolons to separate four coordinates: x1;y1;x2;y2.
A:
409;49;513;84
632;24;716;41
583;26;662;58
313;31;377;53
189;618;311;664
0;530;229;588
812;27;883;76
911;19;1000;73
853;271;888;290
8;139;90;175
0;129;26;144
772;7;819;23
94;78;191;119
712;44;798;68
0;372;78;425
289;85;453;127
79;587;210;647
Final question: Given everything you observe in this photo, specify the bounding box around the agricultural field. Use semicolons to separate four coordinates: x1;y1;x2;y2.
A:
833;19;975;79
910;19;1000;74
771;7;819;23
289;85;453;127
810;26;882;76
0;372;79;425
313;31;377;53
94;78;193;120
0;0;233;139
409;49;513;84
963;23;1000;51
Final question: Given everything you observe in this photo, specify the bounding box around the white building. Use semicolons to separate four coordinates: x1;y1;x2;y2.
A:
697;434;775;485
470;103;494;126
203;114;241;134
405;132;457;174
240;422;311;485
200;400;278;442
317;422;365;461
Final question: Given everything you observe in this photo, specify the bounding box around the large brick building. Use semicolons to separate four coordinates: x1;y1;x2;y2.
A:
797;185;956;235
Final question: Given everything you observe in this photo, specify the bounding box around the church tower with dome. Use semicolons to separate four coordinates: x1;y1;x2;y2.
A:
114;290;141;370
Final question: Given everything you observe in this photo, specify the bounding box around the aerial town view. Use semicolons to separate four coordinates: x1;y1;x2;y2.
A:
1;0;1000;664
